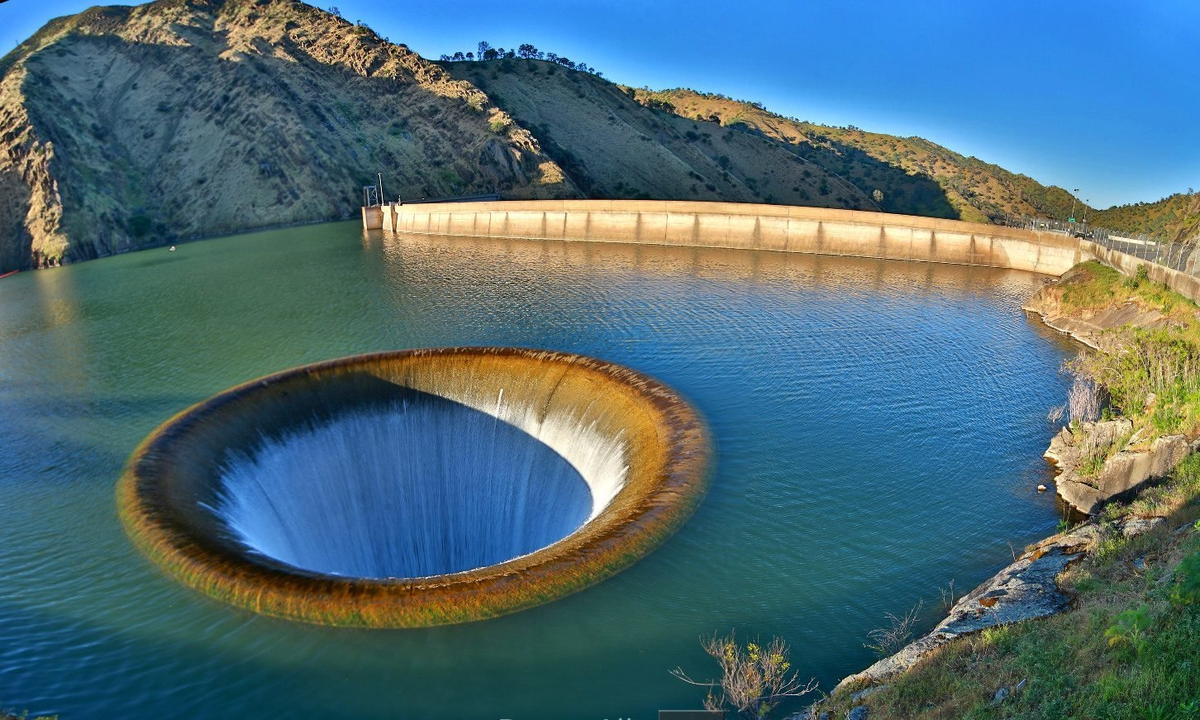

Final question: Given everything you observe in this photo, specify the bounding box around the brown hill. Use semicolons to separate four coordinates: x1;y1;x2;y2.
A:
1092;192;1200;242
0;0;574;271
441;59;876;211
628;88;1087;224
3;0;1190;272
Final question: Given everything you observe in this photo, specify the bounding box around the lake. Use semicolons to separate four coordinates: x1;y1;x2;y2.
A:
0;221;1074;718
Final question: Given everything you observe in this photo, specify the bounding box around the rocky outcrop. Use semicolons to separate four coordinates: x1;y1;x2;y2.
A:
834;512;1166;693
1024;266;1194;514
1022;268;1170;349
1026;300;1168;349
1046;423;1191;514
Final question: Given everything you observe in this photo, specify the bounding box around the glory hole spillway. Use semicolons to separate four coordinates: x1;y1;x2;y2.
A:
116;347;710;627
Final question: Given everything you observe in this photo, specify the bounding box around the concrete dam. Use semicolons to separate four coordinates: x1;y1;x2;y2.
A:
365;200;1089;276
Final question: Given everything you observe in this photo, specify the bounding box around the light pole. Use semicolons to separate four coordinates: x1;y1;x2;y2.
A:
1069;188;1080;224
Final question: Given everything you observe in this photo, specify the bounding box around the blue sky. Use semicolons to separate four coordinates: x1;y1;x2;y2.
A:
3;0;1197;209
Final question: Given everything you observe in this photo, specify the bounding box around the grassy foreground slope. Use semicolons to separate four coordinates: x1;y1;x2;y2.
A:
821;264;1200;719
825;458;1200;719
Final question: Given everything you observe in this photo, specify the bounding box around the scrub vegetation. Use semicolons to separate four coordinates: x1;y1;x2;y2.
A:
1092;192;1200;244
672;633;817;719
817;264;1200;718
820;455;1200;719
1058;262;1200;439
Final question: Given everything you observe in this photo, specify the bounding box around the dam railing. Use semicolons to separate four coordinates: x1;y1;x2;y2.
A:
1000;212;1198;275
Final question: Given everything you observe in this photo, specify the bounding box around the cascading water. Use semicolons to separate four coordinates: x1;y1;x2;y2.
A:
213;396;594;579
117;348;710;627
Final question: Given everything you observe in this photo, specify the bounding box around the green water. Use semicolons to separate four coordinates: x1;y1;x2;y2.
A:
0;221;1074;718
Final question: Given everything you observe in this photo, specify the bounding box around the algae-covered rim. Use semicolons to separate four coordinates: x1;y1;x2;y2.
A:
116;347;711;628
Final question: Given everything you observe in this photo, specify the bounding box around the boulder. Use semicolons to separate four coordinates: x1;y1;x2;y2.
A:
1057;433;1189;514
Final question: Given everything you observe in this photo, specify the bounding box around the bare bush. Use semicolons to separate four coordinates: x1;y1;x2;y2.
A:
1047;404;1066;424
940;579;957;610
672;632;817;719
1068;374;1101;423
865;599;924;657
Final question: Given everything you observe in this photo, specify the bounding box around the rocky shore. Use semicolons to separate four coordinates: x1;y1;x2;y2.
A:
829;511;1167;695
813;262;1199;717
1024;266;1194;515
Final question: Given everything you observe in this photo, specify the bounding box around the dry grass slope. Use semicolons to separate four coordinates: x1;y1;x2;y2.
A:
443;59;876;210
0;0;576;271
632;88;1092;224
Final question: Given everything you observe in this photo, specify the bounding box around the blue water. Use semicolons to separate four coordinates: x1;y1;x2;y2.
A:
0;222;1075;718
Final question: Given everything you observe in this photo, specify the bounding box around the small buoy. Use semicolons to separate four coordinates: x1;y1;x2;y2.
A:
1037;484;1048;492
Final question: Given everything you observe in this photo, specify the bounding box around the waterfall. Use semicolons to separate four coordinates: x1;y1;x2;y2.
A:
211;395;594;579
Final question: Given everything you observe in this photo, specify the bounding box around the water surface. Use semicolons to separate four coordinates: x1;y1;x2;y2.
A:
0;222;1074;718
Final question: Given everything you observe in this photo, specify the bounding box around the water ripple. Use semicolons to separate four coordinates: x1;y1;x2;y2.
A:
0;225;1074;718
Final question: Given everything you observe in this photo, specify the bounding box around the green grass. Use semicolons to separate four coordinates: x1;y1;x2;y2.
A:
1052;262;1200;439
818;455;1200;719
814;268;1200;718
1057;262;1123;311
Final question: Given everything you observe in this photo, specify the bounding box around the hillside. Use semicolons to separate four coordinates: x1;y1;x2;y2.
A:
1093;192;1200;243
2;0;1191;273
441;59;875;210
0;0;575;272
627;88;1086;224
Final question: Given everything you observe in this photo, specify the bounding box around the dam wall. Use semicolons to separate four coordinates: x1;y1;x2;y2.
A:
1081;239;1200;305
378;200;1091;276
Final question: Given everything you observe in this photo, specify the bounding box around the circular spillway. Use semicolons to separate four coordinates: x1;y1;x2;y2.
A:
116;348;711;628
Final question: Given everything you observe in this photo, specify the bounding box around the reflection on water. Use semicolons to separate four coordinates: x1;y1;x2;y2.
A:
0;221;1074;719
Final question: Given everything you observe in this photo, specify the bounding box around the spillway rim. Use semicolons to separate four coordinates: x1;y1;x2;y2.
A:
116;347;711;628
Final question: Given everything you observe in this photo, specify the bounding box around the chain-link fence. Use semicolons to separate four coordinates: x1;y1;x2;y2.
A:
999;213;1199;275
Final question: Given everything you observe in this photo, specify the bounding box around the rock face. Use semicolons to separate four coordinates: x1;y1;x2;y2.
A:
1046;416;1190;517
1025;266;1194;514
1042;420;1192;515
834;511;1168;693
0;0;577;271
835;523;1092;692
1022;270;1170;349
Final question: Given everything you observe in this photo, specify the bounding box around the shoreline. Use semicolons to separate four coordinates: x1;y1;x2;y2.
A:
819;258;1199;716
823;278;1101;701
10;214;355;273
